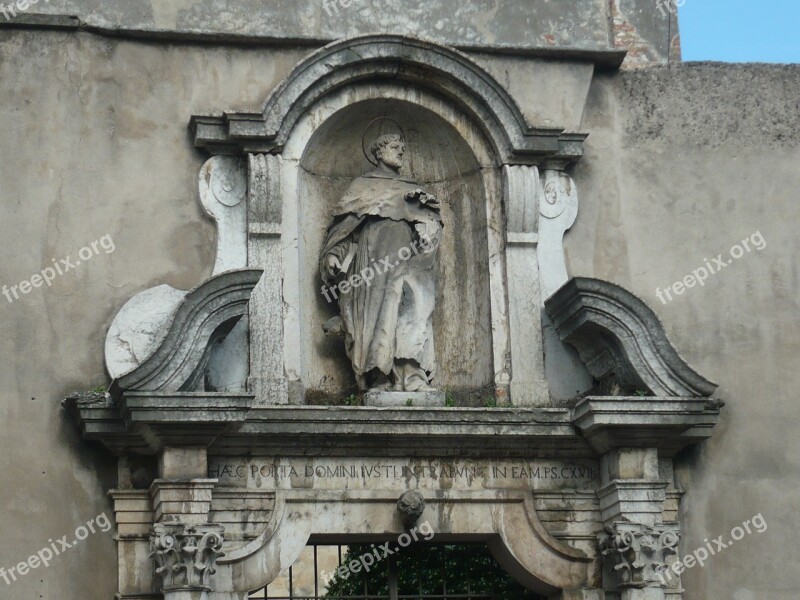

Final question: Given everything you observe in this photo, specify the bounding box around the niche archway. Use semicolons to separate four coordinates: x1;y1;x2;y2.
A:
293;94;496;397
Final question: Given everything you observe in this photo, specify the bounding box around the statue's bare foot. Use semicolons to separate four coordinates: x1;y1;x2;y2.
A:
404;373;436;393
367;369;393;391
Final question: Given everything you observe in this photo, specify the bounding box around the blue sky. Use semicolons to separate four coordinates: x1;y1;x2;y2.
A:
679;0;800;63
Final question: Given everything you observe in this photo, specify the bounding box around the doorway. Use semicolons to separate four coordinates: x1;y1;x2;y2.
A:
250;542;546;600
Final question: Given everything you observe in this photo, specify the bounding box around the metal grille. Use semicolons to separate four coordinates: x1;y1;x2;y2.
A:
249;543;543;600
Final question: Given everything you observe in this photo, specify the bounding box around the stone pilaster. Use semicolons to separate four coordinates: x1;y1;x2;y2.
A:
599;448;666;525
598;479;669;526
246;153;289;404
503;164;549;405
150;479;217;525
150;523;225;600
596;448;679;599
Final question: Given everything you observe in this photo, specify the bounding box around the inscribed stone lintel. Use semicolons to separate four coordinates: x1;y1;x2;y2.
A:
207;457;600;492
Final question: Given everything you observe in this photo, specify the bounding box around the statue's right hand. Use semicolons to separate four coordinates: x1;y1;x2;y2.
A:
405;189;424;202
325;254;341;278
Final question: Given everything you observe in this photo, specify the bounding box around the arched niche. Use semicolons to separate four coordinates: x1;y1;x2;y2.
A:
191;34;589;404
278;82;506;400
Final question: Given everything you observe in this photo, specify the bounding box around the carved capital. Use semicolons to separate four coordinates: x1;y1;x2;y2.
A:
150;523;225;593
599;522;679;589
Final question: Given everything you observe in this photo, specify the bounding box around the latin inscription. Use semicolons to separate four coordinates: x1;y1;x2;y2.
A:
209;463;595;480
207;459;598;491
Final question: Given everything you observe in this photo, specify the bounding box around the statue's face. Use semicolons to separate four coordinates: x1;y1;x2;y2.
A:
377;139;405;170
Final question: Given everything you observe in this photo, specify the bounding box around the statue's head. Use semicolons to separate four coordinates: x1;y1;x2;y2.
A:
370;133;405;171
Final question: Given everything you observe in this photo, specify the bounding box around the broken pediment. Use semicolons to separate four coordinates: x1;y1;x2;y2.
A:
545;277;718;397
108;269;262;395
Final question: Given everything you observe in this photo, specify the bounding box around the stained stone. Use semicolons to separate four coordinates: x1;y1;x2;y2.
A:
363;390;446;407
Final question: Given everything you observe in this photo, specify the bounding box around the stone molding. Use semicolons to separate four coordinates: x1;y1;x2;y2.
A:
599;522;680;589
545;277;718;397
149;523;225;593
572;396;722;455
111;489;153;539
198;156;248;275
190;34;588;165
65;399;722;458
208;489;276;543
217;489;590;595
150;480;218;525
112;269;263;394
597;480;669;526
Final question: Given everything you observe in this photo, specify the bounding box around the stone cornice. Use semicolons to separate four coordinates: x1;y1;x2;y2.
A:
0;10;626;69
573;396;723;455
64;394;720;458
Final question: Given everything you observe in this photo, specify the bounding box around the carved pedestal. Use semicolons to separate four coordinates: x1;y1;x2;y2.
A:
363;390;445;407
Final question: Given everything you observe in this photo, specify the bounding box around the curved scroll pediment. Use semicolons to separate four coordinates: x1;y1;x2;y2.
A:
111;269;263;394
545;277;718;397
190;34;586;164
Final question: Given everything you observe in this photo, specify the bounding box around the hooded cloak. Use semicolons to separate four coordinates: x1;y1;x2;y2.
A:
320;170;442;388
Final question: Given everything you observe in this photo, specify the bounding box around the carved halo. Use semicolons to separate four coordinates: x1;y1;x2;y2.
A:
361;117;406;166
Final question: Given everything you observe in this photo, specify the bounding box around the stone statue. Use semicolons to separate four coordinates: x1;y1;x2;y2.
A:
320;124;442;392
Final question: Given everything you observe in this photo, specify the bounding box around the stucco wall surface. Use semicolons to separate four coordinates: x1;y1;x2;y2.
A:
1;0;613;53
573;62;800;599
0;30;309;598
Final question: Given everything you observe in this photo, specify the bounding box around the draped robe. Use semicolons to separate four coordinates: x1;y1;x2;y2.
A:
320;171;442;389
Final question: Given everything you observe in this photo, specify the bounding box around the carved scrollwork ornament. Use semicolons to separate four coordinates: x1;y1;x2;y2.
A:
599;522;680;588
149;523;225;592
539;170;577;220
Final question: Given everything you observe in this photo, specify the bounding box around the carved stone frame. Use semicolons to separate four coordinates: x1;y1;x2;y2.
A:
190;33;587;407
63;33;722;600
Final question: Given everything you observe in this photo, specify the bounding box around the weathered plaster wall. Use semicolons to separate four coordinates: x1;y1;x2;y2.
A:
572;62;800;598
3;0;614;54
0;0;683;67
0;30;309;598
